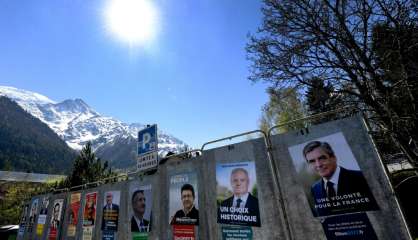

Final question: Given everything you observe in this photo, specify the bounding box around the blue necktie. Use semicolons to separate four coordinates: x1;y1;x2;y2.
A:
327;181;336;198
235;198;242;208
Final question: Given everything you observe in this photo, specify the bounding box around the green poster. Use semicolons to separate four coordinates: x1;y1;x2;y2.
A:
132;232;148;240
222;226;253;240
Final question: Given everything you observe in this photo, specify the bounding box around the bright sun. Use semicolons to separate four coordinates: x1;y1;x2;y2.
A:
104;0;159;45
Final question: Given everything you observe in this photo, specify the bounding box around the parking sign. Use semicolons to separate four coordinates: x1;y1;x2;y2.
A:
137;125;158;171
137;125;158;155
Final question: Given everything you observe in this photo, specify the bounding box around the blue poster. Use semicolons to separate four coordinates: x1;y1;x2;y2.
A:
321;213;378;240
102;230;115;240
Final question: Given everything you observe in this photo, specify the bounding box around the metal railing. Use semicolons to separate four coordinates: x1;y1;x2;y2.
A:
47;107;358;195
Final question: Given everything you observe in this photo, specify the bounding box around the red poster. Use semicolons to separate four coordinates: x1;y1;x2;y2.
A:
83;192;97;227
67;193;81;237
173;225;195;240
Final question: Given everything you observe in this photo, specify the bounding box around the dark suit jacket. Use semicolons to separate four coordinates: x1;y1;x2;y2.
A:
102;204;119;212
101;204;119;230
311;167;379;216
170;206;199;225
219;193;261;226
131;216;151;232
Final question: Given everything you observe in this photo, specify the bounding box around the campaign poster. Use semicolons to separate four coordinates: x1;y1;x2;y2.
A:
67;193;81;237
18;204;29;237
222;226;253;240
321;213;378;239
36;197;49;236
169;172;199;225
288;132;379;217
173;225;195;240
216;161;261;227
48;199;64;240
102;231;115;240
27;198;39;233
129;182;153;238
101;191;120;232
83;226;93;240
83;192;97;240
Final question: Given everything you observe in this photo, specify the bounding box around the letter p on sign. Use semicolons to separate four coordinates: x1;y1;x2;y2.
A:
142;133;151;149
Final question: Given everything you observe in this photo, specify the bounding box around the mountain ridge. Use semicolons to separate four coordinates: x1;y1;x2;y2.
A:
0;86;187;169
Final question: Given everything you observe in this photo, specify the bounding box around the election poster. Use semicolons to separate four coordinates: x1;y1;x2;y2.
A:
83;192;97;240
169;172;199;225
18;204;29;237
222;226;253;240
27;198;39;233
321;213;378;239
67;193;81;237
288;132;379;217
101;191;120;232
129;182;153;239
102;231;116;240
48;199;64;240
216;161;261;227
173;225;195;240
36;196;49;237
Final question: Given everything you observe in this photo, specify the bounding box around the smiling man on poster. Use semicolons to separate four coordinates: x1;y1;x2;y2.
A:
303;140;379;216
217;162;261;227
170;184;199;225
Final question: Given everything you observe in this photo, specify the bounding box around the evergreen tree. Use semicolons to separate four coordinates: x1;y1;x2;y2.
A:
63;142;113;188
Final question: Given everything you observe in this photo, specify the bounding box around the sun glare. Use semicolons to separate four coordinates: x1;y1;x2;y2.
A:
104;0;159;46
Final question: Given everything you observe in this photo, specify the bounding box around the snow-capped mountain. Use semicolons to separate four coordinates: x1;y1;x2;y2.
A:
0;86;188;164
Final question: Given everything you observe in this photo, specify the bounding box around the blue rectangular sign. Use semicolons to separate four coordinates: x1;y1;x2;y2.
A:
137;125;158;155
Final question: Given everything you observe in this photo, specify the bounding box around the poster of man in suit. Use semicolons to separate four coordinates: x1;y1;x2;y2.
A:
288;132;379;217
216;161;261;227
129;183;152;238
101;191;120;232
48;199;64;240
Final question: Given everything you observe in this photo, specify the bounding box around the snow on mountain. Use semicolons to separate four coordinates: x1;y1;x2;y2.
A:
0;86;188;155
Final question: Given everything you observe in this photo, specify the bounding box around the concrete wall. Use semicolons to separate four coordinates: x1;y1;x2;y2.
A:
19;116;411;239
269;116;411;240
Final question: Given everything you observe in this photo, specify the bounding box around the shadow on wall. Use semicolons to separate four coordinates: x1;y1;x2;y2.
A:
394;171;418;239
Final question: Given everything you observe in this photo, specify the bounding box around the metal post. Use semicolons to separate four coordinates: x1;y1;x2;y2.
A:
361;114;414;240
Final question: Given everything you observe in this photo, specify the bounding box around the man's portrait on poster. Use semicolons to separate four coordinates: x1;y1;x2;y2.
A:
217;162;261;227
169;173;199;226
51;202;61;229
131;189;151;232
101;191;120;231
289;132;379;217
170;183;199;225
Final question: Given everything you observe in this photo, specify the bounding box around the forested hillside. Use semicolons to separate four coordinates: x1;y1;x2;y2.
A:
0;96;76;173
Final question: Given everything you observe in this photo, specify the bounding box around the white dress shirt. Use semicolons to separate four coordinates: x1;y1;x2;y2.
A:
233;192;249;208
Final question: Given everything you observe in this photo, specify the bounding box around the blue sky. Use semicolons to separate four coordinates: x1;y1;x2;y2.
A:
0;0;269;148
